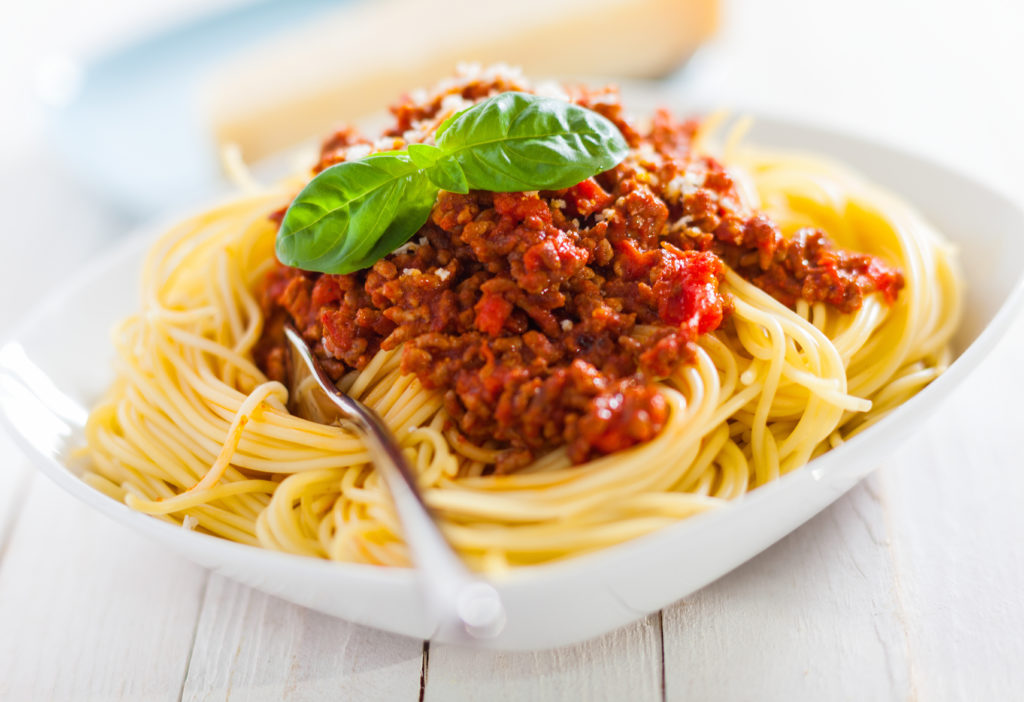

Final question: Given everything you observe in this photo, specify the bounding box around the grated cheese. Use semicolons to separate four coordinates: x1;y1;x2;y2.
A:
345;144;371;161
392;241;419;256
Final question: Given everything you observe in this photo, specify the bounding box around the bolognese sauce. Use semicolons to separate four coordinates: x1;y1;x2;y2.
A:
254;74;903;472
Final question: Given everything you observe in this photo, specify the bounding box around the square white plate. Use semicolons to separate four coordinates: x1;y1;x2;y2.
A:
2;112;1022;650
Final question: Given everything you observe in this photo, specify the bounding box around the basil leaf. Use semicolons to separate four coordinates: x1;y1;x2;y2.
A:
434;91;629;192
424;156;470;194
276;91;630;276
407;143;442;169
358;172;439;267
276;153;439;274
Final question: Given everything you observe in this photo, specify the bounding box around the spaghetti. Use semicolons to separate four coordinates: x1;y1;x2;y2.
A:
83;71;961;571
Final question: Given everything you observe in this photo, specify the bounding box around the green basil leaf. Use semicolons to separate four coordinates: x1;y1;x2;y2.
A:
276;153;439;274
275;91;630;276
424;155;470;194
358;172;440;266
407;143;442;169
434;91;629;192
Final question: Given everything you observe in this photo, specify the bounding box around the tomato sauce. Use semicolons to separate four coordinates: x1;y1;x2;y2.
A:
254;75;903;472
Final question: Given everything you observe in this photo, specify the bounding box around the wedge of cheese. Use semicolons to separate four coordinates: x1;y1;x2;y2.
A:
203;0;718;162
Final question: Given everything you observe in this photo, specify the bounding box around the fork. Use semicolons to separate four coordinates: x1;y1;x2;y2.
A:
283;323;506;640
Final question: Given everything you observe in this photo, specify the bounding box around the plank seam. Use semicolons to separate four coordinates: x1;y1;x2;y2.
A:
658;610;667;702
0;467;34;572
419;640;429;702
871;471;922;702
177;570;212;702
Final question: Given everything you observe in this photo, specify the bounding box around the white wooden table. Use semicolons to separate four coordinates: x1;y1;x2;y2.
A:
2;1;1023;699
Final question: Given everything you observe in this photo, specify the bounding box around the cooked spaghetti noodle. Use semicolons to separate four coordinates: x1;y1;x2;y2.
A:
83;74;961;572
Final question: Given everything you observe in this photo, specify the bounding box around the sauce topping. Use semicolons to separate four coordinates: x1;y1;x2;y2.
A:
255;71;903;472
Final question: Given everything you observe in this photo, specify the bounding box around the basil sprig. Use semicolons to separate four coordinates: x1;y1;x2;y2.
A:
276;92;629;274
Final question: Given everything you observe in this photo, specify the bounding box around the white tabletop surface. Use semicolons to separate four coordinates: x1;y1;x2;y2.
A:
2;1;1023;700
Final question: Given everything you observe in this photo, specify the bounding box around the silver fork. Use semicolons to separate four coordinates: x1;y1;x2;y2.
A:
283;323;506;640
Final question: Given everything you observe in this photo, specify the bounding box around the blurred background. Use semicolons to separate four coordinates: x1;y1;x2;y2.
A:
1;0;1020;339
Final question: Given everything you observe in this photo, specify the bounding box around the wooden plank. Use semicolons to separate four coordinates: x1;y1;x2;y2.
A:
0;472;207;701
877;310;1024;700
180;575;425;702
662;475;912;701
0;443;31;564
425;614;664;702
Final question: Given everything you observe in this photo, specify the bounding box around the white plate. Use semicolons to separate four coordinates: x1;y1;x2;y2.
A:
2;114;1023;650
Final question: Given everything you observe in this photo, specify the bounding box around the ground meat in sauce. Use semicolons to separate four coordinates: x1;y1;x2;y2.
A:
253;70;904;473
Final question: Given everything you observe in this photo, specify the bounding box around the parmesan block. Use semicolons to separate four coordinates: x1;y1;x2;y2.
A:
202;0;718;162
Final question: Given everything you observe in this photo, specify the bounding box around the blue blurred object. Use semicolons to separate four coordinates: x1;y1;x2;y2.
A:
44;0;344;219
